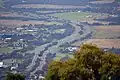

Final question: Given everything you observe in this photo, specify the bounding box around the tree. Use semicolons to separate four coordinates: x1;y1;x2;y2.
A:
6;72;25;80
45;44;120;80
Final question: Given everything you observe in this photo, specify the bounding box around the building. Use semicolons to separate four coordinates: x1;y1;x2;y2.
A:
0;62;3;68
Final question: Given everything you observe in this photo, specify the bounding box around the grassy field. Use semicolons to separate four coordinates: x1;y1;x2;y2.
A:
84;39;120;49
90;0;115;4
0;0;3;8
0;47;13;53
50;12;108;22
0;12;29;18
3;59;23;65
92;25;120;39
12;4;85;9
53;53;73;61
0;20;62;27
50;12;93;21
53;29;66;34
72;25;120;48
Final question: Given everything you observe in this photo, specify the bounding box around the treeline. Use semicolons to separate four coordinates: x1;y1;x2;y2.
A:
5;44;120;80
45;44;120;80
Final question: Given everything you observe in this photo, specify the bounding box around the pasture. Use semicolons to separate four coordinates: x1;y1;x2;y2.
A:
50;12;108;22
12;4;85;9
0;20;62;27
92;25;120;39
84;39;120;49
0;47;13;53
53;53;73;61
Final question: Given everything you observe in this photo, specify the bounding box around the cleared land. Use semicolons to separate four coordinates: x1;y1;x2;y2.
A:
0;47;13;53
0;12;29;18
50;12;109;23
0;0;3;8
84;39;120;49
0;20;62;27
72;25;120;47
12;4;85;9
92;25;120;39
90;0;115;4
53;53;73;61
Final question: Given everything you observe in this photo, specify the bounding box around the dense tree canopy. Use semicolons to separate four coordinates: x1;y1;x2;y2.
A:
6;72;25;80
45;44;120;80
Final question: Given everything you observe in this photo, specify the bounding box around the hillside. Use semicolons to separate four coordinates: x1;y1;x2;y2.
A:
0;0;4;8
5;0;90;6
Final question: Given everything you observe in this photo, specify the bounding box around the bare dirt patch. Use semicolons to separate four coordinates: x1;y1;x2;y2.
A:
84;39;120;48
90;0;115;4
0;20;62;27
12;4;86;9
92;25;120;39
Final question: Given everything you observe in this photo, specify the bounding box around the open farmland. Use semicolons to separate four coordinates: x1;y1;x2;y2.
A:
92;25;120;39
0;20;62;27
53;53;73;61
84;39;120;49
0;0;3;8
50;12;109;23
0;0;120;79
12;4;85;9
72;25;120;47
72;39;120;49
0;47;13;53
0;12;30;18
90;0;115;4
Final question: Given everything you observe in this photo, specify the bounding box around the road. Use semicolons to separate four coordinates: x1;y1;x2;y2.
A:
26;19;91;78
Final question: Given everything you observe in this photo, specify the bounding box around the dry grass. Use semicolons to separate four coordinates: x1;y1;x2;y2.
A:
90;0;115;4
84;39;120;48
92;25;120;39
12;4;85;9
0;20;62;27
72;25;120;48
0;12;31;18
95;25;120;31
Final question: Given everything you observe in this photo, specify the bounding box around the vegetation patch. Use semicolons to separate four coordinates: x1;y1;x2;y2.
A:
12;4;85;9
0;0;4;8
53;29;66;34
50;12;92;21
0;47;13;53
84;39;120;49
49;12;108;22
46;44;120;80
53;53;73;61
0;20;62;27
92;25;120;39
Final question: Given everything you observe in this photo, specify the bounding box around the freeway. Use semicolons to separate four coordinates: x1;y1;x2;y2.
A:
26;43;51;71
27;19;91;78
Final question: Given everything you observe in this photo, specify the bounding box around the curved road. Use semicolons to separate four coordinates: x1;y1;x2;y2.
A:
26;19;91;77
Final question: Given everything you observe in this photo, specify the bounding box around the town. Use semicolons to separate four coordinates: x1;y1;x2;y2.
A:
0;0;120;80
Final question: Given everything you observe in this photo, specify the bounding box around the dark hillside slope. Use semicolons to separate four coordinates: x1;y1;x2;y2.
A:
24;0;89;5
5;0;90;6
